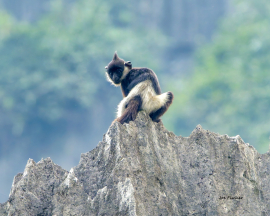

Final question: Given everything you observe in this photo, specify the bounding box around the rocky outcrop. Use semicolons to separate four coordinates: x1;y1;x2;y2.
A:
1;112;270;215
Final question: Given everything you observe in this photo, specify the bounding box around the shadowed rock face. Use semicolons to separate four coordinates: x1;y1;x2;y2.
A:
1;112;270;215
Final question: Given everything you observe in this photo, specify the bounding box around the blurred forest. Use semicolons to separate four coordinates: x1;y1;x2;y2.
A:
0;0;269;203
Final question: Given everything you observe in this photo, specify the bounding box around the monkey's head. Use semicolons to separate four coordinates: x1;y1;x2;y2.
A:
105;52;132;86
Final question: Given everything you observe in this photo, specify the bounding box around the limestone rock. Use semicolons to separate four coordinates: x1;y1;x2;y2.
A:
1;112;270;215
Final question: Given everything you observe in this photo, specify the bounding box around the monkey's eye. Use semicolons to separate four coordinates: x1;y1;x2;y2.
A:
126;61;131;64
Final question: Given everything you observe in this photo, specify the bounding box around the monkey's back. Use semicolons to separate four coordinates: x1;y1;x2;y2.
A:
120;68;161;97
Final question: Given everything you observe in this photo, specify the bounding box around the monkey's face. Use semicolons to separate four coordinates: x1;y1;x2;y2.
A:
105;52;132;86
106;60;125;85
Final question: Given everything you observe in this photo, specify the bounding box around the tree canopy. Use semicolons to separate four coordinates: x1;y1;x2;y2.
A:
165;0;270;153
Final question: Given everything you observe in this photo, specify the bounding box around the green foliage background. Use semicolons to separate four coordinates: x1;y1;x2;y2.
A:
165;0;270;153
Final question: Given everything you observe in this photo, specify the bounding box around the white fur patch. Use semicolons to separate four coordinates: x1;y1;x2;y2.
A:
117;80;170;118
121;66;130;80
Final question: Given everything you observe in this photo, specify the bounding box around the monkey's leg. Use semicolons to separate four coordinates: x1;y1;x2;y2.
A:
117;95;142;124
149;91;174;122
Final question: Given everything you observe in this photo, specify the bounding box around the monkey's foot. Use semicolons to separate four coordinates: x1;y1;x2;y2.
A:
166;91;174;105
117;114;133;124
112;115;133;125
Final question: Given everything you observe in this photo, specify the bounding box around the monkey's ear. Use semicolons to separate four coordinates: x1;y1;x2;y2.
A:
125;61;132;68
113;51;119;61
105;66;108;70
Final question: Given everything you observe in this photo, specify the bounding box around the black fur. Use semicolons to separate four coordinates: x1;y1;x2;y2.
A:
106;52;125;85
121;68;161;97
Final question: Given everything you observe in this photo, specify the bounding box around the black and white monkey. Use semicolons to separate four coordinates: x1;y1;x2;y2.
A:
105;52;174;124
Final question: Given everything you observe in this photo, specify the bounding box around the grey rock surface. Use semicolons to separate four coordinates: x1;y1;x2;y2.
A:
1;111;270;216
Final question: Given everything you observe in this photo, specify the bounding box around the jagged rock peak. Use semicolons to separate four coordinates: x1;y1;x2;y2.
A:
1;111;270;215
